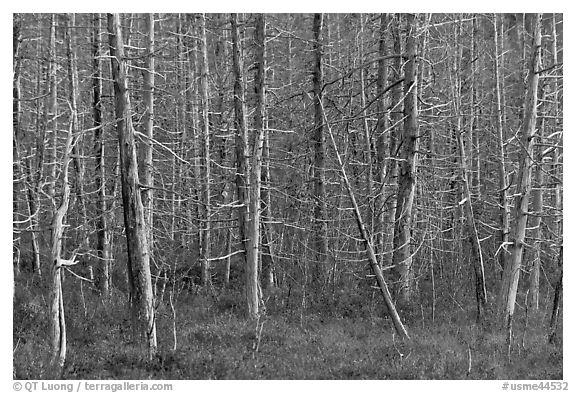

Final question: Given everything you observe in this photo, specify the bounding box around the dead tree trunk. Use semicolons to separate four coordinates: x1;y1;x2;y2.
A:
392;13;418;306
198;14;212;287
311;13;329;287
231;13;250;285
92;14;111;295
142;13;155;254
499;13;541;344
108;12;157;359
245;13;266;318
260;118;275;289
47;110;76;379
374;13;392;267
493;14;510;276
322;101;410;340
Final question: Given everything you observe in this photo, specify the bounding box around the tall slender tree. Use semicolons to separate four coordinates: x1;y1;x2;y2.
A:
92;14;111;295
142;13;155;251
107;13;157;359
245;13;267;318
198;14;212;287
392;13;418;306
493;14;510;276
311;13;329;287
500;13;542;344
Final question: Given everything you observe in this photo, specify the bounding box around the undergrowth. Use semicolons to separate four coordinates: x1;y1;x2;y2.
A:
13;273;562;380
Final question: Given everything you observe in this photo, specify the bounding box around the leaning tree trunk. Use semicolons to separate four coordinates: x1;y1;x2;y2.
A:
499;13;541;348
107;12;157;359
322;101;410;340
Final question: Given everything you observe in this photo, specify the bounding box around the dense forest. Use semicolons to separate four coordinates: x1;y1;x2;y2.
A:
13;13;563;380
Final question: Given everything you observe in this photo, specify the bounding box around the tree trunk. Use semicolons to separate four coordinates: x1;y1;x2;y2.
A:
456;125;488;321
323;100;410;340
528;91;544;316
107;13;157;359
142;13;155;253
392;13;418;306
374;13;392;267
493;14;510;276
231;13;250;284
311;13;329;287
499;13;541;340
47;98;76;379
387;14;402;267
261;116;275;289
549;246;562;343
92;14;111;295
64;14;89;253
13;14;23;276
451;16;487;322
198;14;212;287
47;14;58;200
245;13;266;318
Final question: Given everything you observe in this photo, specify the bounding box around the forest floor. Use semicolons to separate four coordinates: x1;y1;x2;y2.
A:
14;274;562;380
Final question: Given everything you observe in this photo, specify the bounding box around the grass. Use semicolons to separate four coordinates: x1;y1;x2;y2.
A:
13;274;562;380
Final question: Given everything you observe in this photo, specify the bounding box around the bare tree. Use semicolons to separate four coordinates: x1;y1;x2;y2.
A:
493;13;510;277
500;13;542;346
142;13;155;251
392;13;418;306
311;13;329;286
244;13;267;318
107;13;157;359
231;13;250;275
198;14;212;286
92;14;111;295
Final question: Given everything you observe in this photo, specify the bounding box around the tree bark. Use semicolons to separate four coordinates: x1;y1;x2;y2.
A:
108;13;157;359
